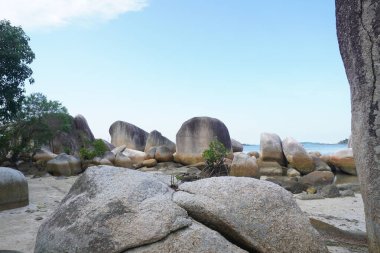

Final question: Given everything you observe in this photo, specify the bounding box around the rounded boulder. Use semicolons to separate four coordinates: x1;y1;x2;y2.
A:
174;117;232;165
0;167;29;211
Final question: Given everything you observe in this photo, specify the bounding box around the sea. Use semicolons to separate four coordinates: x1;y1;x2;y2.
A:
243;142;348;155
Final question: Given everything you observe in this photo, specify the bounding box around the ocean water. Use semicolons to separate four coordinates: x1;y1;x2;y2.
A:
243;142;348;155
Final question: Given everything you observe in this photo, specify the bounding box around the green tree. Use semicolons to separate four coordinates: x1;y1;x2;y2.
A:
202;139;229;177
0;93;71;162
0;20;35;123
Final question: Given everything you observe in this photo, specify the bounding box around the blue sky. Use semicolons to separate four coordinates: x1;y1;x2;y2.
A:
1;0;350;144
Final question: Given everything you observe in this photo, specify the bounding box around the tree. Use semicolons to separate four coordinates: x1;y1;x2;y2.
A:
0;93;71;162
0;20;35;123
202;139;229;177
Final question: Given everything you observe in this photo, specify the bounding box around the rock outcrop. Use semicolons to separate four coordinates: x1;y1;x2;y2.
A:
0;167;28;211
144;130;176;153
35;167;192;253
231;138;243;152
46;154;82;176
109;121;148;151
282;137;315;174
229;153;260;178
260;132;286;166
52;114;95;155
336;1;380;250
173;177;328;253
329;149;356;175
35;166;327;253
174;117;232;165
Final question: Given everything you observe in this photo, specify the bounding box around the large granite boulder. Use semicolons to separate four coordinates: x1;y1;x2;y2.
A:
173;177;328;253
109;121;148;151
336;1;380;249
127;221;247;253
52;114;95;155
0;167;28;211
74;114;95;142
282;137;315;174
257;160;283;176
144;130;176;153
299;171;335;187
114;148;147;168
329;149;356;175
260;133;286;166
46;154;82;176
230;153;260;178
231;138;243;152
174;117;232;165
155;145;174;162
34;167;192;253
35;166;327;253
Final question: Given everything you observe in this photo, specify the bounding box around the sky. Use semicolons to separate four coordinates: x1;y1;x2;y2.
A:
0;0;351;144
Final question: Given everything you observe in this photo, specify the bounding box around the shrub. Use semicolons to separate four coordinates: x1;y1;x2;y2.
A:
79;139;108;160
202;139;229;177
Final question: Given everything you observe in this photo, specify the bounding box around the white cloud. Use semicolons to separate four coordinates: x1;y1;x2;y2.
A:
0;0;148;30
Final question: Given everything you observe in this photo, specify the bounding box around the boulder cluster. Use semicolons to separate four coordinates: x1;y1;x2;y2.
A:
34;166;328;253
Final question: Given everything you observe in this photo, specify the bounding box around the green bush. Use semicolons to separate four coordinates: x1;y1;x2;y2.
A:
79;139;108;160
202;139;229;177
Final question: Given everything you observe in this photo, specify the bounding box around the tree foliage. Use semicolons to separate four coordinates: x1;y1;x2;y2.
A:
0;93;71;161
79;139;108;160
0;20;35;123
202;139;229;177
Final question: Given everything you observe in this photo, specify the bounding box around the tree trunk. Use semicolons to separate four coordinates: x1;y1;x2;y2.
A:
335;0;380;252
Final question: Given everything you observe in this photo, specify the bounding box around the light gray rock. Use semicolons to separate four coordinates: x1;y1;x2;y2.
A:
35;166;192;253
144;130;176;153
230;153;260;178
287;168;301;177
282;137;315;174
114;148;147;168
0;167;28;211
336;1;380;249
173;177;328;253
231;138;243;152
46;154;81;176
109;121;148;151
126;221;247;253
260;132;286;166
174;117;232;165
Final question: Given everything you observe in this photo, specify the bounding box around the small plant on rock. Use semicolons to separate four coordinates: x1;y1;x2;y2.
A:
202;139;229;177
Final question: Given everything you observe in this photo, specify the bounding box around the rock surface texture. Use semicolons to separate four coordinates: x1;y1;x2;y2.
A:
229;153;260;178
175;117;232;165
231;138;244;152
46;154;81;176
336;0;380;250
329;149;356;175
109;121;148;151
260;132;286;166
173;177;328;253
282;137;315;174
35;166;327;253
0;167;28;211
144;130;176;153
